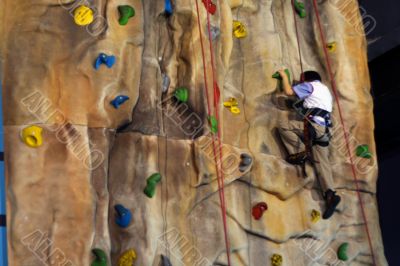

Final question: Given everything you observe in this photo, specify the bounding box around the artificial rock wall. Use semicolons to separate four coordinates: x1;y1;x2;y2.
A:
0;0;388;265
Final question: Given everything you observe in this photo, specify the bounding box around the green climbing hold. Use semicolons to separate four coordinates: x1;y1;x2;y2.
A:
272;69;291;87
91;248;107;266
294;0;306;18
174;87;189;103
356;144;372;159
208;116;218;134
118;5;135;26
337;242;349;261
144;173;162;198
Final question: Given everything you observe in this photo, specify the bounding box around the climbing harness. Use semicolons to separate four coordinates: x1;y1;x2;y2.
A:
194;0;231;264
310;0;376;263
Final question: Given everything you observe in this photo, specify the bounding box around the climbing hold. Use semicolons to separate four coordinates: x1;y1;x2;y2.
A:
271;253;283;266
208;116;218;134
239;153;252;172
337;242;349;261
223;97;238;108
165;0;173;16
294;0;306;18
223;98;241;115
326;42;337;52
356;144;372;159
161;255;172;266
210;26;220;41
94;53;116;70
114;204;132;228
252;202;268;220
118;249;137;266
174;87;189;103
233;20;247;39
230;106;241;114
311;209;321;223
144;173;162;198
21;126;43;148
202;0;217;15
272;69;291;84
162;73;170;93
74;5;94;26
118;5;135;26
111;95;130;109
91;248;107;266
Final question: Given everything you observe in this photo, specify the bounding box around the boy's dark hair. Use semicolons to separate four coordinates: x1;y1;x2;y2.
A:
301;71;322;82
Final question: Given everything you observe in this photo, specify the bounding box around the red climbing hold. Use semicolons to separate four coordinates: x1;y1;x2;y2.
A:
252;202;268;220
202;0;216;15
213;82;220;107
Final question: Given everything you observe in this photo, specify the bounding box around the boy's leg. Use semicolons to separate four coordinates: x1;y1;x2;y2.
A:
312;124;340;219
278;119;305;155
313;146;334;191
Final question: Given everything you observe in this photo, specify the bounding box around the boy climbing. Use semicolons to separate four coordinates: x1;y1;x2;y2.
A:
277;69;341;219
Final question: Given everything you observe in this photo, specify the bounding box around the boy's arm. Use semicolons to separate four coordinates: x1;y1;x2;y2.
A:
278;69;294;96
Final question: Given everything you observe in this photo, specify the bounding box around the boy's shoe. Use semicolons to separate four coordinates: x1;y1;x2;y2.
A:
323;189;341;219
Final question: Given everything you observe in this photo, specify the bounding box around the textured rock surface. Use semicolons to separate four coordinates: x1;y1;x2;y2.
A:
0;0;387;265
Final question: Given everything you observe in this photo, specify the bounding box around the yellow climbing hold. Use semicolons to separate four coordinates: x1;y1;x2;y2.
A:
230;106;241;114
311;209;321;223
271;253;283;266
223;98;241;115
233;20;247;38
327;42;337;52
21;126;43;148
118;249;137;266
223;97;238;108
74;5;94;26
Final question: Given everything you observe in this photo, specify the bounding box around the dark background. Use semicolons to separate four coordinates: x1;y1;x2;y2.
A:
359;0;400;264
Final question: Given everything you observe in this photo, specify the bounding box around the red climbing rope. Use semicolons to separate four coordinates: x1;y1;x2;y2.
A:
310;0;376;264
204;1;232;264
194;0;232;265
291;0;304;75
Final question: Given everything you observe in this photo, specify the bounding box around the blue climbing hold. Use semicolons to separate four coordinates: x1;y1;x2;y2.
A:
165;0;173;16
94;53;116;70
111;95;129;109
114;204;132;228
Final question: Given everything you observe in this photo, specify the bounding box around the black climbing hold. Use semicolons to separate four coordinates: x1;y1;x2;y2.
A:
0;214;6;227
239;153;252;172
161;255;172;266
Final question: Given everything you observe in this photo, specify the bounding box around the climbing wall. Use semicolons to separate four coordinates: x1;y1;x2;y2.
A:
0;0;388;265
